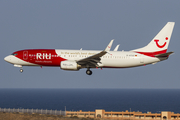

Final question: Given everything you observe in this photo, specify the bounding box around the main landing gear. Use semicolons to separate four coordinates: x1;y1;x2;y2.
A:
86;68;92;75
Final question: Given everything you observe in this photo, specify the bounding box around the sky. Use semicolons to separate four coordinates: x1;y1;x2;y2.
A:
0;0;180;89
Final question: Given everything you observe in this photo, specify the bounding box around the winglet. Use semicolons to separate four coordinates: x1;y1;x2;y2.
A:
105;39;114;51
114;44;120;51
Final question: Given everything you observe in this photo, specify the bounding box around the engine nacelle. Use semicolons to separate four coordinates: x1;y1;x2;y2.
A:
60;61;81;71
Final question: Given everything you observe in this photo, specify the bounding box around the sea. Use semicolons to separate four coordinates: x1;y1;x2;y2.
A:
0;89;180;113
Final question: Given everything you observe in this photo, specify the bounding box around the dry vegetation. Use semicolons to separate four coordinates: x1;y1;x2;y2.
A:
0;112;96;120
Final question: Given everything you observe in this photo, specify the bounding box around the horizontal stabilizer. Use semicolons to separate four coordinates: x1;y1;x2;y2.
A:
155;52;174;57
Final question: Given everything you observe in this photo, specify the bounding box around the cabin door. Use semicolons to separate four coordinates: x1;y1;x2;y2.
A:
23;51;28;60
140;55;144;63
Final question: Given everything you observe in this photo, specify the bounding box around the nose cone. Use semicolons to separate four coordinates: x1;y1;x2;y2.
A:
4;56;10;62
4;55;14;64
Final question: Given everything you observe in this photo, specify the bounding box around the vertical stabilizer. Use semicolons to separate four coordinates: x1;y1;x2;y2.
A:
132;22;175;54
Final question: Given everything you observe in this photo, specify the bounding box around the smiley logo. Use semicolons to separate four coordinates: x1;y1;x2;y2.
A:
154;37;168;48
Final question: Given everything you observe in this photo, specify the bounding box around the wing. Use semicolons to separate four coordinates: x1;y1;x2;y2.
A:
77;39;114;67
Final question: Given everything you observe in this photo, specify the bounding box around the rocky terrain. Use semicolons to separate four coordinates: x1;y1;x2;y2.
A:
0;112;95;120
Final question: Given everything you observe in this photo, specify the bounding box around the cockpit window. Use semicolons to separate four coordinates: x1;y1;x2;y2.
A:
11;53;18;56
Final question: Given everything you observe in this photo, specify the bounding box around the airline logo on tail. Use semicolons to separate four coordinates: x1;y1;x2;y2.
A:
154;37;168;48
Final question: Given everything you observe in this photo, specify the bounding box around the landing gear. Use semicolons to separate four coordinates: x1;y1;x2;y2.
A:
86;69;92;75
20;69;23;73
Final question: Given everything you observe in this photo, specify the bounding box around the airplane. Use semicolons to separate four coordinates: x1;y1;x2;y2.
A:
4;22;175;75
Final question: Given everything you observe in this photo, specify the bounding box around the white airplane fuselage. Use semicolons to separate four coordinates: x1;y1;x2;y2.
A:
4;49;167;70
4;22;175;75
56;50;162;68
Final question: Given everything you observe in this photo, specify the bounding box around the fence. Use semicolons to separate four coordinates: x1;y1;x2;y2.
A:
0;108;66;116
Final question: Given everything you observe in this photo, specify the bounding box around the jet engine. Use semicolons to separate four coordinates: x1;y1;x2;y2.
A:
60;61;81;71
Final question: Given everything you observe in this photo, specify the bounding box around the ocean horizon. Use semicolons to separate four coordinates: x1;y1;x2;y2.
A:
0;88;180;113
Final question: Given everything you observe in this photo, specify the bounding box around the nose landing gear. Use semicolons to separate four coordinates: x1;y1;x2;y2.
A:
20;69;23;73
14;65;23;73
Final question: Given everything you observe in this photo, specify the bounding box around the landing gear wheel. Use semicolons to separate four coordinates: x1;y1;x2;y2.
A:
86;70;92;75
20;69;23;73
